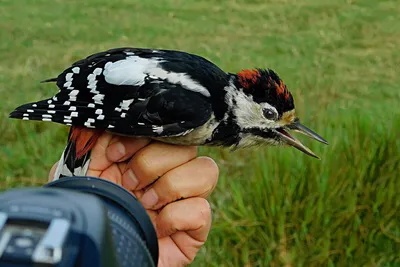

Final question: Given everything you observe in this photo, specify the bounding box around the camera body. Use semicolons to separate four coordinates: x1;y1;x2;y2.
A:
0;177;158;267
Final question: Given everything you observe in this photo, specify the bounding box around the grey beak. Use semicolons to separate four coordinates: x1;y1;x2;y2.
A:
275;120;328;159
288;121;328;145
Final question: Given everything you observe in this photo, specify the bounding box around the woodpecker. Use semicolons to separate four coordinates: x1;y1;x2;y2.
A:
10;47;328;180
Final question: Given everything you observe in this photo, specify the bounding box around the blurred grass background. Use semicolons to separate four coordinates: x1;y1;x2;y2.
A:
0;0;399;266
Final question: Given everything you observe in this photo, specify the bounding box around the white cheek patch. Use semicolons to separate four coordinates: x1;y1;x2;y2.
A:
225;87;276;129
225;85;284;131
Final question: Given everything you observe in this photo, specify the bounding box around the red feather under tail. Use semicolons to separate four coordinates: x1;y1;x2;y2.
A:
69;126;103;159
52;126;104;180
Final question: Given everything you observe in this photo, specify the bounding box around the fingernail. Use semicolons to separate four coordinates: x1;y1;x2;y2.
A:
124;169;139;190
108;142;126;161
141;188;158;209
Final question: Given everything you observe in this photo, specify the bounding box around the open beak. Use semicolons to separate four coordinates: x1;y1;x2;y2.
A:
275;120;328;159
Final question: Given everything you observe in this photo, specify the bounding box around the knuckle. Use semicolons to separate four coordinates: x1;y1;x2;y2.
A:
154;176;182;209
163;172;181;195
131;151;159;181
163;143;197;160
162;204;175;223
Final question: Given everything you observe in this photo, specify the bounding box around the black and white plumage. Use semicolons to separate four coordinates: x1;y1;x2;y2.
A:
10;47;328;180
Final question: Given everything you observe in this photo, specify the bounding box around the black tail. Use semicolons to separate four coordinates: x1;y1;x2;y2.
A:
40;77;58;83
52;132;92;180
9;97;113;128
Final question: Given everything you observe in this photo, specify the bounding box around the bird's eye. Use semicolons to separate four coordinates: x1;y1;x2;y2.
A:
263;108;277;120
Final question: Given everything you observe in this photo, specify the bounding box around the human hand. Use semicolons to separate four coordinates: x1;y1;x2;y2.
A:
49;133;219;267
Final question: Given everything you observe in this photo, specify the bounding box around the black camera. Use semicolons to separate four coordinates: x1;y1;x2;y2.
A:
0;176;159;267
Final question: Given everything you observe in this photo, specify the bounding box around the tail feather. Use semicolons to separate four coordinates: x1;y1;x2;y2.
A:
51;126;103;181
9;98;118;128
40;77;58;83
52;148;91;180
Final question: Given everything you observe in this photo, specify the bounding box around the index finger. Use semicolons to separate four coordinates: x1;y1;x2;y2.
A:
88;133;150;175
156;198;212;241
48;132;151;178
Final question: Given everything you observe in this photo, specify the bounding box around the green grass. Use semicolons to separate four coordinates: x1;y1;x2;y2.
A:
1;0;399;266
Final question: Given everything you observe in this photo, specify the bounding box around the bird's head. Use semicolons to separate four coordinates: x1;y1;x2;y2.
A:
228;68;327;158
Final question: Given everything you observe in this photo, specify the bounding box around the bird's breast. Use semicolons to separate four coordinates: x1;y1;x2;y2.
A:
153;116;219;146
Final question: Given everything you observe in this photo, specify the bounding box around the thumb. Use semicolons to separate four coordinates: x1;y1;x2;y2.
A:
155;198;212;241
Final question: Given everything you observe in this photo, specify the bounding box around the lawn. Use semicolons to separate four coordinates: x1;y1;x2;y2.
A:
0;0;399;266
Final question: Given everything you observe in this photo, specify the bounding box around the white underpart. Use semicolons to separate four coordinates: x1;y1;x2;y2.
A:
103;56;211;97
237;133;281;148
171;129;194;137
154;115;218;145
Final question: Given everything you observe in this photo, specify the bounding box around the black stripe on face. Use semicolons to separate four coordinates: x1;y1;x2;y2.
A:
242;127;278;140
